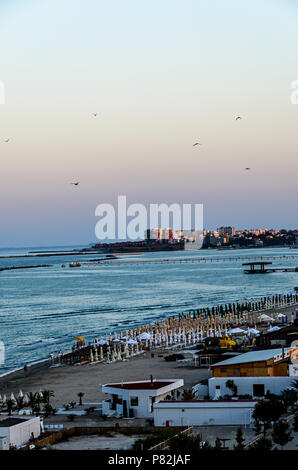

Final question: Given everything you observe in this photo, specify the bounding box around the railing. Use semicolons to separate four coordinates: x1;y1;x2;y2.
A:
149;426;193;451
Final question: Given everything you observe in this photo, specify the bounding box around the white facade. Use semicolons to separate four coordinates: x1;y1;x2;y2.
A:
154;400;258;427
0;417;41;448
102;379;184;418
208;376;295;399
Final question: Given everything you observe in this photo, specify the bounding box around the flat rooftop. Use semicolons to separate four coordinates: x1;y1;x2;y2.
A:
0;418;28;427
103;380;177;390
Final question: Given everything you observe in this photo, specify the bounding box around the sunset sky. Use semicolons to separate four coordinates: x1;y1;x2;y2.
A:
0;0;298;247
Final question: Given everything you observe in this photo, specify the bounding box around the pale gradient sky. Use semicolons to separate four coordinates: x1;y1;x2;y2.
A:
0;0;297;247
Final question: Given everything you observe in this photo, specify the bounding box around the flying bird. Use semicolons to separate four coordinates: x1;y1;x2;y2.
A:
71;182;80;186
4;138;10;143
235;116;242;121
92;113;98;117
245;168;251;171
193;142;202;147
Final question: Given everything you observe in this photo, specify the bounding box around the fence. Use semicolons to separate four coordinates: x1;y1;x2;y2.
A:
148;426;193;451
19;425;187;450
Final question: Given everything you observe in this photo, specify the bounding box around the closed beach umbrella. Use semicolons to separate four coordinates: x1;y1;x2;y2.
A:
10;392;16;402
90;349;94;362
94;348;98;361
23;394;29;405
18;389;23;398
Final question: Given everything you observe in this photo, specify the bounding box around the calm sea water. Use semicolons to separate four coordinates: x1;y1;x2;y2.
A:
0;246;298;373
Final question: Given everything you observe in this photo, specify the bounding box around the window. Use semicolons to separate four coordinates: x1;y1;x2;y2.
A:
253;384;265;397
130;396;138;407
216;385;220;390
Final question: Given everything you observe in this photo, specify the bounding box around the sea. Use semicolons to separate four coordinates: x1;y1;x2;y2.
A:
0;245;298;373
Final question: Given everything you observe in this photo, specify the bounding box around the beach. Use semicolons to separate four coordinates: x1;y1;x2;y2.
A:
0;348;211;408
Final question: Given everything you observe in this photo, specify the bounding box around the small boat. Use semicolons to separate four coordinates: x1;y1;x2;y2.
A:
69;262;81;268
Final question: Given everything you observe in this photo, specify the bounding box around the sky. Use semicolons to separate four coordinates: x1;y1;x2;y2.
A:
0;0;297;247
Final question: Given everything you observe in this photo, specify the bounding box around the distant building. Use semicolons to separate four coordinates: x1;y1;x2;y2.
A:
211;347;294;378
217;226;236;237
101;379;183;418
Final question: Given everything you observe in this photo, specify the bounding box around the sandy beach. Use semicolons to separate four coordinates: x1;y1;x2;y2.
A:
1;349;211;408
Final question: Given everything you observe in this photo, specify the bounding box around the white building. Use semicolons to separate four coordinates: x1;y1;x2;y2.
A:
208;376;296;399
153;400;258;427
0;436;10;450
0;416;41;449
102;379;184;418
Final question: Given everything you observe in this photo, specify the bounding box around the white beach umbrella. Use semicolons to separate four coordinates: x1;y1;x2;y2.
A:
138;332;151;340
98;339;106;345
267;326;281;332
259;314;274;322
18;389;24;398
227;328;245;334
246;328;260;335
127;339;137;344
10;392;16;402
3;394;6;403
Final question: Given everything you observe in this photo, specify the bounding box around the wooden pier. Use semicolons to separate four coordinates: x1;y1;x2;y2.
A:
243;261;298;274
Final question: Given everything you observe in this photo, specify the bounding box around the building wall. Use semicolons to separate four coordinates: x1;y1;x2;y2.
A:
1;417;41;448
154;401;257;427
212;360;289;378
102;381;183;418
208;377;294;399
0;436;10;450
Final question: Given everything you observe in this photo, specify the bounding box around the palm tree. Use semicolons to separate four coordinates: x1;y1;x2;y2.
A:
41;390;55;405
6;399;14;416
16;396;24;411
77;392;84;406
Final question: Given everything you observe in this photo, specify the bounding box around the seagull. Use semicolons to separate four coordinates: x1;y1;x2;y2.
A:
4;138;10;143
71;182;80;186
235;116;242;121
245;168;251;171
193;142;202;147
92;113;98;117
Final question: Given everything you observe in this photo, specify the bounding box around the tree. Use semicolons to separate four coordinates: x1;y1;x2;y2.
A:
281;389;298;412
226;379;238;397
41;390;55;405
16;396;24;411
272;420;293;450
182;389;193;400
291;379;298;390
234;427;245;451
214;437;222;450
5;399;14;416
77;392;84;406
167;434;211;453
250;437;272;451
252;399;284;435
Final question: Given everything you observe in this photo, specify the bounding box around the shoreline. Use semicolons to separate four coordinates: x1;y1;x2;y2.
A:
1;297;297;399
